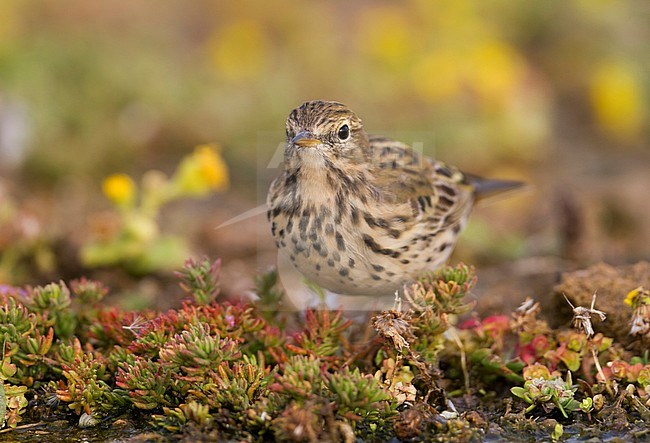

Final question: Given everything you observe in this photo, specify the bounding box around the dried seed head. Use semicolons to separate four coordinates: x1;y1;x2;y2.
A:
372;310;415;352
564;292;606;339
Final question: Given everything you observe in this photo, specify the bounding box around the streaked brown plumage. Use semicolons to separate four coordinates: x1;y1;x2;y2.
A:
267;100;521;296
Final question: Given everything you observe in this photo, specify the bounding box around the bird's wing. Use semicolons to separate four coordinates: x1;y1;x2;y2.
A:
365;135;474;236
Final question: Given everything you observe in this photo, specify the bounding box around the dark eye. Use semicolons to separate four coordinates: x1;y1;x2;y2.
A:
338;124;350;140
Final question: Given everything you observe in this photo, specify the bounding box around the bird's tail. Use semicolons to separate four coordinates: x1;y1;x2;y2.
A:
463;173;526;201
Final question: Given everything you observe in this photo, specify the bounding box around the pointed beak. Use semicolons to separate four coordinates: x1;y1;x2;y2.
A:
291;131;320;148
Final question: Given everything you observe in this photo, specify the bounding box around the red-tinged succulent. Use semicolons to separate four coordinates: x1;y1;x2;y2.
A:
325;367;395;421
55;338;128;417
126;309;184;358
179;302;266;345
116;357;175;410
517;334;552;365
548;342;582;372
188;355;270;413
599;360;650;391
400;265;478;368
175;257;221;305
0;300;56;387
88;308;152;350
158;322;242;379
289;308;352;361
478;315;510;350
69;278;109;305
270;355;325;401
406;264;477;318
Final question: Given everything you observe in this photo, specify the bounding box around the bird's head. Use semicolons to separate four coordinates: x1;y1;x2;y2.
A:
284;100;369;169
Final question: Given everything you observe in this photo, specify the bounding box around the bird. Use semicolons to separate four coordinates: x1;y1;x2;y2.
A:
267;100;522;298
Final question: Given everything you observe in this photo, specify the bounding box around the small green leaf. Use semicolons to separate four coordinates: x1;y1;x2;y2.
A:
551;423;563;441
580;397;593;413
510;386;527;399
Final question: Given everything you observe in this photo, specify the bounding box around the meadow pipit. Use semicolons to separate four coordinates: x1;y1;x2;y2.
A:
267;100;522;296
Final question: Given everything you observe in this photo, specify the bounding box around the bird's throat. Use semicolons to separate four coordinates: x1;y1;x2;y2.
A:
295;148;326;169
294;160;334;206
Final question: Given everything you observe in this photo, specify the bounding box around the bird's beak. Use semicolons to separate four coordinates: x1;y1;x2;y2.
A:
291;131;320;148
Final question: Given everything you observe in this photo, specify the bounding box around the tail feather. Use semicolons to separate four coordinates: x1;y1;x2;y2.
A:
463;173;526;200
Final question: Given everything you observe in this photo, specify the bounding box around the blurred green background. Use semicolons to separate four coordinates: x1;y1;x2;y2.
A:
0;0;649;299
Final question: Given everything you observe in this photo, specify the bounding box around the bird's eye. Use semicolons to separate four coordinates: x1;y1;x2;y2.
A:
338;124;350;140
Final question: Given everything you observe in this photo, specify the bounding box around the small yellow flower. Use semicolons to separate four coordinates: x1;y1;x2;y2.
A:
102;173;136;207
589;61;646;141
173;144;229;197
625;287;640;307
195;144;229;190
625;286;649;308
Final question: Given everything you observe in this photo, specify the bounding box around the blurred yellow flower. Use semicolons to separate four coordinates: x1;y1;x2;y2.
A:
208;19;267;81
589;61;646;141
467;40;525;107
195;144;229;190
411;49;463;102
625;287;639;306
357;6;414;69
173;144;229;197
102;173;136;207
